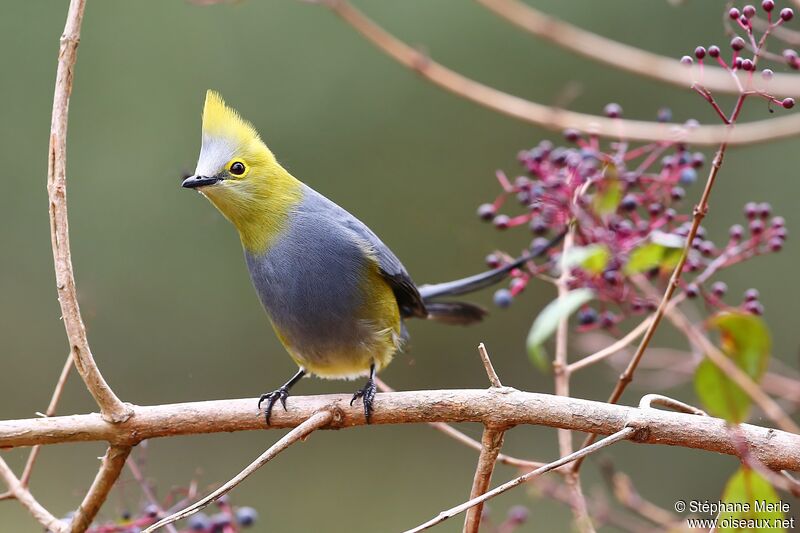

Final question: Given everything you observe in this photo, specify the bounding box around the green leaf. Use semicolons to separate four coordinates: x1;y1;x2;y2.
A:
592;166;622;215
527;289;594;370
694;312;771;423
560;244;610;275
719;467;786;532
623;231;686;275
623;243;665;275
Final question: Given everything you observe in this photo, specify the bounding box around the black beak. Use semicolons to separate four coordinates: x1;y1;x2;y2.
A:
181;175;220;189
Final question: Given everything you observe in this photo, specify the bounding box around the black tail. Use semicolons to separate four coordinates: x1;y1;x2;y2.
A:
419;229;567;325
424;301;487;325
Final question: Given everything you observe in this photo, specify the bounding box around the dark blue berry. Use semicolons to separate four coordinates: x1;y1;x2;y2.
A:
493;289;513;308
236;507;259;527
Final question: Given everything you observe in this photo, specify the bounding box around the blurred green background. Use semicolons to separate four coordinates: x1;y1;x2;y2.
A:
1;1;798;531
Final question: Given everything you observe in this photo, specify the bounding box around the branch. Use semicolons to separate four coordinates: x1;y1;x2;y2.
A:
553;229;595;532
463;427;505;533
0;456;67;533
659;297;800;434
405;427;636;533
568;316;653;373
324;0;800;146
47;0;131;423
1;390;798;471
142;411;333;533
125;457;179;533
376;379;545;469
20;353;74;487
476;0;800;97
70;445;132;533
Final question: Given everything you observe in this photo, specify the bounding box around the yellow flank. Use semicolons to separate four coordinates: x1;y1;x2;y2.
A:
198;91;303;254
276;261;401;380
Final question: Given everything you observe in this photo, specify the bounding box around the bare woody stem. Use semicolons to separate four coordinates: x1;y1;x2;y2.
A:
476;0;800;96
70;445;133;533
1;390;798;471
143;411;333;533
0;456;67;533
553;229;595;532
462;427;505;533
324;0;800;146
406;427;637;533
47;0;131;423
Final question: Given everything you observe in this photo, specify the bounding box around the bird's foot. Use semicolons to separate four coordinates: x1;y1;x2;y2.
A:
350;378;377;423
258;387;290;425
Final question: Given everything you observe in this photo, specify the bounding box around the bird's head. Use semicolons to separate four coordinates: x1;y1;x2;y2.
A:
182;91;302;252
182;91;300;249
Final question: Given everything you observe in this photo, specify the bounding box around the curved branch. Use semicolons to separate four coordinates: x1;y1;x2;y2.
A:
47;0;131;423
476;0;800;97
0;389;798;471
325;0;800;146
0;456;67;532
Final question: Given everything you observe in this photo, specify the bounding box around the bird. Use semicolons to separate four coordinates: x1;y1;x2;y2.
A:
182;91;563;424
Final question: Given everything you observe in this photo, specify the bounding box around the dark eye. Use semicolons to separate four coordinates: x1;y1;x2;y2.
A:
230;161;246;175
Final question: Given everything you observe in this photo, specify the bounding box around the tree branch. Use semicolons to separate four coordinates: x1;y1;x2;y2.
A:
1;390;798;471
47;0;131;423
70;445;133;533
375;380;545;469
476;0;800;97
463;428;505;533
405;427;636;533
323;0;800;146
19;353;74;487
0;456;67;533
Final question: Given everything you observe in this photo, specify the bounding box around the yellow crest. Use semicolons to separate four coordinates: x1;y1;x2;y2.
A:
202;90;261;145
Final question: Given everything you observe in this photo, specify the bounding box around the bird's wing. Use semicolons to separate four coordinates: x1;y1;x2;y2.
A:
342;213;427;319
303;186;427;319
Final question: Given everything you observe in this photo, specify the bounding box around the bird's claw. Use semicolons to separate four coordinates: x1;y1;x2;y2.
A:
258;387;290;425
350;378;377;423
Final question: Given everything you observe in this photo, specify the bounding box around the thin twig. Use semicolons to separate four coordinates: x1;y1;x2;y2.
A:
568;316;653;373
476;0;800;97
125;457;180;533
600;466;680;529
19;353;73;487
573;94;748;472
553;230;595;532
375;378;544;469
463;427;505;533
405;427;636;533
477;343;502;388
639;394;708;417
142;410;333;533
70;445;133;533
658;296;800;434
47;0;131;423
0;456;67;533
324;0;800;146
532;476;654;533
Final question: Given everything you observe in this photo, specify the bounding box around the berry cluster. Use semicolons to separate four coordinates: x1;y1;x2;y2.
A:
72;495;258;533
477;3;795;332
477;106;787;330
682;3;796;111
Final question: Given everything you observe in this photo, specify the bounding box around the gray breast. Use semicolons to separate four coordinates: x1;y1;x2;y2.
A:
244;186;375;357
